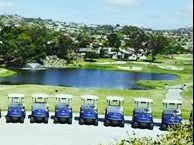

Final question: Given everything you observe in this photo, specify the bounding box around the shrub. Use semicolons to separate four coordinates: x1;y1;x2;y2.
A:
115;122;193;145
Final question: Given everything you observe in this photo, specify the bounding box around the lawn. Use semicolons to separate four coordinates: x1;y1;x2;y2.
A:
0;54;193;119
0;68;16;77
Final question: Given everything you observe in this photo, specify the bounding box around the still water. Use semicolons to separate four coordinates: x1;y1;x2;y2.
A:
0;68;177;89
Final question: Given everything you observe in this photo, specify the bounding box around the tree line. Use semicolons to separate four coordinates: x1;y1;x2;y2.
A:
0;23;186;66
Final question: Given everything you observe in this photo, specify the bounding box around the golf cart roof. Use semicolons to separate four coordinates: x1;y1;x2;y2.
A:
81;95;98;100
163;99;182;104
106;96;124;101
134;98;153;103
32;93;49;98
8;93;25;98
55;94;72;99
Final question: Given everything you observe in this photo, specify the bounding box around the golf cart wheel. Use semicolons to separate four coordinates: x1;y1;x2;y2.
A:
79;118;84;125
132;121;138;128
149;122;154;130
44;117;49;124
104;119;110;126
6;116;10;123
120;121;125;128
94;119;98;126
30;117;35;123
161;123;167;130
53;118;58;124
68;118;72;124
20;117;25;123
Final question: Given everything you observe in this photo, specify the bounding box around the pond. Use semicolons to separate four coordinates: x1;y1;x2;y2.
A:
0;68;177;89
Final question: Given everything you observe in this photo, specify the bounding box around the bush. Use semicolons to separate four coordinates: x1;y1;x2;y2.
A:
115;122;193;145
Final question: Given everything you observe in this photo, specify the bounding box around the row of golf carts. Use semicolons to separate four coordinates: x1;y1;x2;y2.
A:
0;93;192;130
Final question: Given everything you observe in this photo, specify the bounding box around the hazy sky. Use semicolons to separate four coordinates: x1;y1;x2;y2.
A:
0;0;193;29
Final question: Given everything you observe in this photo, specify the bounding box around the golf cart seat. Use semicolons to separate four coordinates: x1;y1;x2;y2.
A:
163;109;180;115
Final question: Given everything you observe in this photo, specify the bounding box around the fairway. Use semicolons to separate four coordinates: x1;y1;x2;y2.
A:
0;84;192;119
0;55;193;119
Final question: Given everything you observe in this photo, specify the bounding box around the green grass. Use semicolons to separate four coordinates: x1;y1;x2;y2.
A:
181;85;193;118
0;84;192;119
0;68;16;78
0;54;193;119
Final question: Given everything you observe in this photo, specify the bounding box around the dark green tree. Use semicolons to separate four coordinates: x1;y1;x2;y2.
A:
122;26;149;60
107;33;121;52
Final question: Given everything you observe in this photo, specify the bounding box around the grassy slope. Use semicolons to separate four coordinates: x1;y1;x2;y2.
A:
0;54;193;119
0;68;16;77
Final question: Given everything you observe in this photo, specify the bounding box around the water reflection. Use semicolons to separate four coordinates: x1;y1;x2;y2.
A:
0;68;177;89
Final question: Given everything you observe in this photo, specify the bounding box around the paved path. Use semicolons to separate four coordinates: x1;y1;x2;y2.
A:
0;112;166;145
165;83;193;100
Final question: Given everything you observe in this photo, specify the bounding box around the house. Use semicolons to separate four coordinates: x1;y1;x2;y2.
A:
97;47;115;58
77;48;93;59
111;48;147;60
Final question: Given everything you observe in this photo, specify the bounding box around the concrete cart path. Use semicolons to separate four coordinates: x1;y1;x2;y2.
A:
0;112;166;145
165;83;193;101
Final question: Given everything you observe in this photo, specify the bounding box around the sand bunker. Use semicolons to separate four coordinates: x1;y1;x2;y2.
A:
118;66;142;71
157;65;184;70
96;61;127;65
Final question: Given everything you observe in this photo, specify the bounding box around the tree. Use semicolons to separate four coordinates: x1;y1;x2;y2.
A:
162;41;185;56
107;33;121;52
77;34;92;48
122;26;149;60
84;51;98;61
0;24;52;66
147;33;169;62
56;34;77;63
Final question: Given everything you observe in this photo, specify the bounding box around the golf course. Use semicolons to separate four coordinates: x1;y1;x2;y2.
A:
0;54;193;119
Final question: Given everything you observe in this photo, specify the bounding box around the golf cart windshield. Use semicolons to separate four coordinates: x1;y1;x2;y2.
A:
33;103;47;110
135;108;151;114
136;101;151;109
56;103;70;109
9;102;23;108
107;106;123;113
82;99;96;108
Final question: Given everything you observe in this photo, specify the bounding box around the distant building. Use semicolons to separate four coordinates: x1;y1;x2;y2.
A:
77;48;93;59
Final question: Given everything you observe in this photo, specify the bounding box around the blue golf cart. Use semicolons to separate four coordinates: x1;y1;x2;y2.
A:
104;96;125;127
29;94;49;123
132;98;154;130
161;99;182;130
53;94;73;124
5;93;26;123
79;95;98;126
